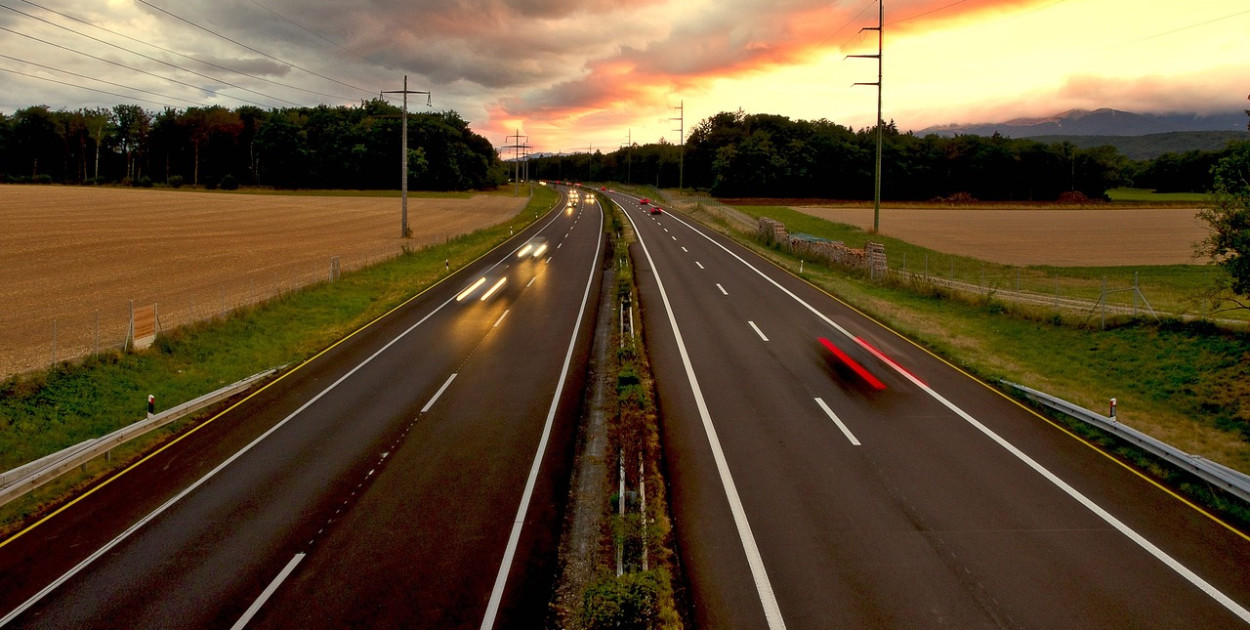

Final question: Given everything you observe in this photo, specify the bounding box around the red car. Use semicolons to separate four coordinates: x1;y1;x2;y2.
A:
649;205;662;215
639;198;650;205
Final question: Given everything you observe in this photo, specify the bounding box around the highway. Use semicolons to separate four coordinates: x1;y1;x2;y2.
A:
609;192;1250;629
0;187;603;629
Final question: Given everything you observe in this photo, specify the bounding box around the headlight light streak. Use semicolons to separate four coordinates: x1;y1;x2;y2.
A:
480;277;508;301
456;277;487;302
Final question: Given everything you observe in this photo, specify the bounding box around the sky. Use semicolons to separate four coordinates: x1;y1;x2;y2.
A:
1;0;1248;155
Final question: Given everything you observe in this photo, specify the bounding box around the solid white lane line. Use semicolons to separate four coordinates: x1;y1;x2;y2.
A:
815;398;861;446
0;293;459;627
695;261;704;270
616;200;787;630
663;209;1250;624
422;374;458;413
717;283;729;296
748;321;769;342
479;199;605;630
493;309;510;328
229;553;305;630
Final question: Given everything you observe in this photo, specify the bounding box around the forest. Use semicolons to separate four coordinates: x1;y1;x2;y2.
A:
2;102;1246;199
0;99;508;191
530;110;1250;201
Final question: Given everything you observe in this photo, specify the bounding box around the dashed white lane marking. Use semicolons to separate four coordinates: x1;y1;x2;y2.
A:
717;284;729;296
422;374;458;413
695;261;704;270
815;398;861;446
748;321;769;342
229;553;305;630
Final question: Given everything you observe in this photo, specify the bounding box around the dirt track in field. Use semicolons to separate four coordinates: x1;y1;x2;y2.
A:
0;185;526;377
792;206;1211;267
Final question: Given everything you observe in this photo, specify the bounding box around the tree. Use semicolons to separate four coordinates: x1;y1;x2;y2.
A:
1197;141;1250;309
83;107;113;182
111;104;150;181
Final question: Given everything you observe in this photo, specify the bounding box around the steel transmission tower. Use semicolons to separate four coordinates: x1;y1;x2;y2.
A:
382;75;431;238
850;1;884;232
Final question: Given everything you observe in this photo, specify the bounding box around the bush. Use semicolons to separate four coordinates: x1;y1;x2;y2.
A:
133;176;153;188
33;174;53;185
219;174;238;190
168;175;184;189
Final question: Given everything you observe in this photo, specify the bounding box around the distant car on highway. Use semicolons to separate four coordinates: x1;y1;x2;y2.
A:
639;198;650;205
649;205;662;215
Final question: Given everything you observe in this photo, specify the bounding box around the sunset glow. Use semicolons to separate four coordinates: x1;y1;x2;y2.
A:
1;0;1246;154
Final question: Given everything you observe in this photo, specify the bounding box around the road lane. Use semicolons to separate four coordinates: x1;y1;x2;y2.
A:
0;188;603;629
612;192;1250;629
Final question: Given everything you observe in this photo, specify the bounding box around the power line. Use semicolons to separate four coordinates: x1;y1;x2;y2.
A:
0;65;172;107
248;0;370;63
1110;6;1250;48
133;0;375;97
0;53;199;106
0;3;302;107
14;0;357;103
0;24;275;108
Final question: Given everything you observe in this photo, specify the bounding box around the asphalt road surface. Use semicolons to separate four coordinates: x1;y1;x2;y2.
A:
609;192;1250;629
0;188;603;629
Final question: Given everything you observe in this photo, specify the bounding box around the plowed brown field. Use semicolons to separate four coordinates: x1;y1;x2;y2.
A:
793;205;1211;266
0;185;525;377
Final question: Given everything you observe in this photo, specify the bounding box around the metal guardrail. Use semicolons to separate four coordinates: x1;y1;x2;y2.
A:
0;367;280;508
1002;380;1250;505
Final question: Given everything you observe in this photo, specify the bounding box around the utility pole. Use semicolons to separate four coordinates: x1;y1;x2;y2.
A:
504;130;530;196
670;101;684;195
850;1;883;233
627;129;632;185
382;75;431;238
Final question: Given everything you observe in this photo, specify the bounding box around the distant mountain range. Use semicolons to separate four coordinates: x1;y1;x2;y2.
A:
915;108;1248;159
918;108;1248;137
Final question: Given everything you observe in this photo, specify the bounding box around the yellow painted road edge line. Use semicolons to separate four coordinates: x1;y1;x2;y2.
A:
0;199;557;552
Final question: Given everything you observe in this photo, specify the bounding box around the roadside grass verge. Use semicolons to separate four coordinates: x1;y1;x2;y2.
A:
680;202;1250;527
0;186;557;534
1107;187;1212;203
734;204;1245;325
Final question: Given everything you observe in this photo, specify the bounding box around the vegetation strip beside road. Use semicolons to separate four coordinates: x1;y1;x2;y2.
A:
558;194;683;629
0;187;556;536
677;199;1250;529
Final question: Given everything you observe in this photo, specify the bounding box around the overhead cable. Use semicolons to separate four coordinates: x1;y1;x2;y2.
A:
15;0;358;103
133;0;375;96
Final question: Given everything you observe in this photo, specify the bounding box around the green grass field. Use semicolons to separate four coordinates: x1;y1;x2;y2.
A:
1107;187;1212;203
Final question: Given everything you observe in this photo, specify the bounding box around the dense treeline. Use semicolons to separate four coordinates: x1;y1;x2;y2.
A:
0;100;508;191
530;110;1250;200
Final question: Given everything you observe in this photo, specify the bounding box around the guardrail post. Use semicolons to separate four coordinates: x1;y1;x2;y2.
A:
1110;397;1117;421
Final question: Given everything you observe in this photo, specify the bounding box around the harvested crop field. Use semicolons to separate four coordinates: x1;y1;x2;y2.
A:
0;185;526;377
792;205;1211;267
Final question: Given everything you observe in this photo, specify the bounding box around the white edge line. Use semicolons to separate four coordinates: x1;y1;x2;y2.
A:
661;208;1250;623
229;553;305;630
748;321;770;342
815;397;861;446
479;198;605;629
422;373;458;414
0;295;457;627
616;200;787;629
